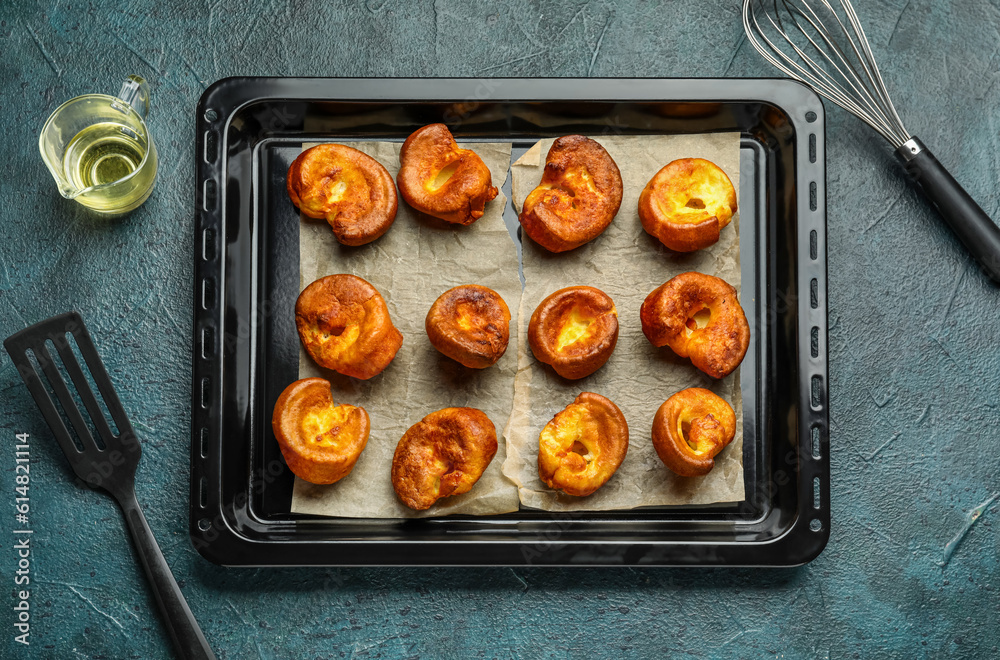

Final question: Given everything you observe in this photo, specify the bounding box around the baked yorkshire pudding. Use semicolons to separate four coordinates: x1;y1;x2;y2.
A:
391;407;498;510
528;286;619;380
272;378;370;484
396;123;498;225
519;136;623;252
639;158;737;252
286;143;398;246
537;392;629;497
296;274;403;380
652;388;736;477
640;272;749;379
425;285;511;369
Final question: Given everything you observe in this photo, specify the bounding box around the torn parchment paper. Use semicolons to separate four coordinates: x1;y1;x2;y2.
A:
503;132;746;511
291;141;521;518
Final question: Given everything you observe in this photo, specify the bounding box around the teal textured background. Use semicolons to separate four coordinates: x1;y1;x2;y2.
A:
2;0;999;657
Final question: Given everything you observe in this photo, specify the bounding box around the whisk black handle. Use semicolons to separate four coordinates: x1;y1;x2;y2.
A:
897;137;1000;282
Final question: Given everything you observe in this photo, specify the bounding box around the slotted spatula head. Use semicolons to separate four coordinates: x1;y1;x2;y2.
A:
5;311;217;659
4;311;141;495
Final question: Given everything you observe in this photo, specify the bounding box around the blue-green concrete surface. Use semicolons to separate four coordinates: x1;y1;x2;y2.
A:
1;1;999;658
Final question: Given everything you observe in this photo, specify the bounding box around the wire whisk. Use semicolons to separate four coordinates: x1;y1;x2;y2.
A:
743;0;1000;281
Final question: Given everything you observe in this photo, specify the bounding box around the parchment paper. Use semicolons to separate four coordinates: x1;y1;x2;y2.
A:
290;141;522;518
503;133;746;511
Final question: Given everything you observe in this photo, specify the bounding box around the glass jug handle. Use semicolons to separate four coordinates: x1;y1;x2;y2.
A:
117;75;150;119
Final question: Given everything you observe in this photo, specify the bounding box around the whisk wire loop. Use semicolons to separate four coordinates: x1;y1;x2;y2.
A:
788;2;892;121
743;0;910;147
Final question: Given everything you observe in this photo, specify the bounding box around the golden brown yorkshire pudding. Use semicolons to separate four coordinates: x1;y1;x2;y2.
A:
391;407;498;510
425;285;511;369
652;388;736;477
286;144;398;246
296;274;403;380
272;378;370;484
528;286;619;380
519;136;623;252
537;392;629;497
640;272;749;379
396;123;498;225
638;158;737;252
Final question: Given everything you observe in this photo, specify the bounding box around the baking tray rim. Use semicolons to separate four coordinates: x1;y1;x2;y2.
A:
191;77;830;567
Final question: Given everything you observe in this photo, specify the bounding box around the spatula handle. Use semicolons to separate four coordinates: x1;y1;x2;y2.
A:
118;492;216;660
897;137;1000;282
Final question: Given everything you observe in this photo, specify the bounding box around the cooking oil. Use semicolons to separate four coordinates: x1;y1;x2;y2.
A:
61;121;157;213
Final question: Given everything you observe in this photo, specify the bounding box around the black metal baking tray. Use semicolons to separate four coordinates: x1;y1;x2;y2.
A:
191;78;829;566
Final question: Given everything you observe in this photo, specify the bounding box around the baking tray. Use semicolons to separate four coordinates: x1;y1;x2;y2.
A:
191;78;829;566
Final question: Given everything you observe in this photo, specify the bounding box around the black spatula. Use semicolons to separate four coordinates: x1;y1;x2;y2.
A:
4;312;215;660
